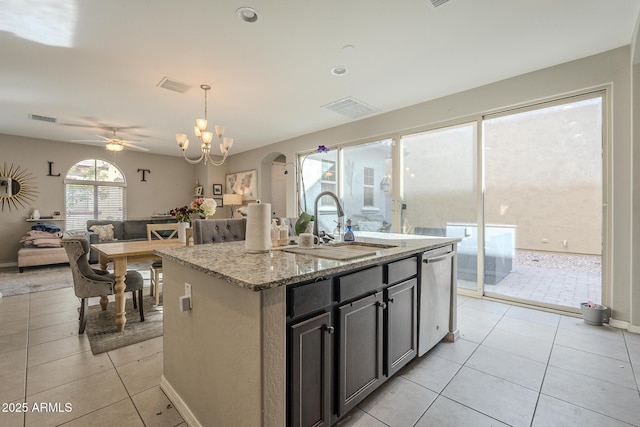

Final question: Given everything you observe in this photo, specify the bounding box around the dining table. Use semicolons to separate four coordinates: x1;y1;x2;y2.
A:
90;239;185;332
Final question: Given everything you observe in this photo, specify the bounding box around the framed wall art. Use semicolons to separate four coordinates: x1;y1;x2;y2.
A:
213;184;222;195
225;169;257;201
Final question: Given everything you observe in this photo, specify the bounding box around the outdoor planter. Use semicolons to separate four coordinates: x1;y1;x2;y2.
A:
580;302;609;326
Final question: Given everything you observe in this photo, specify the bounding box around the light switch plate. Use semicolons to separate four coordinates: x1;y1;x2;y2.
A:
184;283;192;309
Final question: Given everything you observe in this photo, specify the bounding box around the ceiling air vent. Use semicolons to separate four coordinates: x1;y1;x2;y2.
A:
322;97;381;119
157;77;191;93
429;0;450;8
28;113;57;123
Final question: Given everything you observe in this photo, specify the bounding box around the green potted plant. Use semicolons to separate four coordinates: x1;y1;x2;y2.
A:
295;212;314;235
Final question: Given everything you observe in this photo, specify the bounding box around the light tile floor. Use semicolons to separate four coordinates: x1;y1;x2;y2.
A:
339;295;640;427
0;286;184;427
1;289;639;426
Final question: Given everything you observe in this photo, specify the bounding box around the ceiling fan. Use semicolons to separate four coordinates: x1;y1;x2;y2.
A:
72;128;149;152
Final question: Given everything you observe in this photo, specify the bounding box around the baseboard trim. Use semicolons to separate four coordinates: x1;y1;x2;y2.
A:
0;261;18;268
160;375;202;427
628;324;640;334
609;318;630;330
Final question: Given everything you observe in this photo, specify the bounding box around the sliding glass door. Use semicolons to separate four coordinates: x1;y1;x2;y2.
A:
483;94;603;309
296;91;605;310
400;123;480;293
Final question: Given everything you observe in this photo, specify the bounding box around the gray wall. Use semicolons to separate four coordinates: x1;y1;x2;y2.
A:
0;134;197;265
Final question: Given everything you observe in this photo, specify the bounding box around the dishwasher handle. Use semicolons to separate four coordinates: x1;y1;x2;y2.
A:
422;251;454;264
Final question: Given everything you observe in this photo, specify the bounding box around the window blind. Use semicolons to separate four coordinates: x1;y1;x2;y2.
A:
65;184;126;232
64;159;126;233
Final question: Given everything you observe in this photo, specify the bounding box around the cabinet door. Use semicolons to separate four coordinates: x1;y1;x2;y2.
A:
386;278;417;376
337;292;384;417
289;311;333;427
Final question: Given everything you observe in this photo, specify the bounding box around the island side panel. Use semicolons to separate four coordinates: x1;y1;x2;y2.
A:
262;285;286;427
162;260;263;426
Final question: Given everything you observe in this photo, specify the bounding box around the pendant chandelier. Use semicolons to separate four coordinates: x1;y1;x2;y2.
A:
176;84;233;166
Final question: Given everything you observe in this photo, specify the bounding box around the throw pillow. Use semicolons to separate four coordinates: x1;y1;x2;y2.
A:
90;224;115;242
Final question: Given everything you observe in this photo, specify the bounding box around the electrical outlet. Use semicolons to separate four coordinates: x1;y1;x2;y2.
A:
185;283;192;309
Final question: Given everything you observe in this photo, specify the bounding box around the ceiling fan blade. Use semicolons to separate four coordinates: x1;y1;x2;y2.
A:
121;141;150;151
71;139;104;142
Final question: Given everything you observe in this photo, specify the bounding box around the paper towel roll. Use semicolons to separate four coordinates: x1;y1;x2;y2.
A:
245;202;272;253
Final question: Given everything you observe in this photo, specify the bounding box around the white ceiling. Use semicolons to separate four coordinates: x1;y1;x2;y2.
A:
1;0;639;157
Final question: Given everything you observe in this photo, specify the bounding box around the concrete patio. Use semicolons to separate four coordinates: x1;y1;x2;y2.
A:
458;250;602;310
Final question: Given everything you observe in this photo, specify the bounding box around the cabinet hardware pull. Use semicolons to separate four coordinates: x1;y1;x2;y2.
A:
377;301;387;309
388;298;394;303
323;325;335;334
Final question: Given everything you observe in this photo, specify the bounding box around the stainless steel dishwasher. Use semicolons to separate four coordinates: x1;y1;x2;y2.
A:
418;244;458;356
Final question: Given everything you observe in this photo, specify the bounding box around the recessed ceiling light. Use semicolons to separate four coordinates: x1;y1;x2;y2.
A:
331;66;347;76
236;7;258;23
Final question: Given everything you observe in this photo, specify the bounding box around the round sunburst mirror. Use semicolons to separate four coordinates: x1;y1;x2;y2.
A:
0;162;38;212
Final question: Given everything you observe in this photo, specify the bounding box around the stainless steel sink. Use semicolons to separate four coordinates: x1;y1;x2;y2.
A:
281;242;396;260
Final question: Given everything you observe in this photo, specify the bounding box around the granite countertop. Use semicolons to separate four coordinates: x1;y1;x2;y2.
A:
154;232;459;291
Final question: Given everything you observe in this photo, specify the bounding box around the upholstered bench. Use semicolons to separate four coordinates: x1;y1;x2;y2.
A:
18;247;69;272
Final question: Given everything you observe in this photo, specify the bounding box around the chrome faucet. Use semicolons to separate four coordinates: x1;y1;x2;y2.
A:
313;191;345;239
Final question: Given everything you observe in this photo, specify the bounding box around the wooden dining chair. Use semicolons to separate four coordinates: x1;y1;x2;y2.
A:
147;223;180;305
185;227;193;246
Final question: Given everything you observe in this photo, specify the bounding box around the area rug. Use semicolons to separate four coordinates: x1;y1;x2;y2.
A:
0;262;152;298
0;264;73;297
85;294;163;355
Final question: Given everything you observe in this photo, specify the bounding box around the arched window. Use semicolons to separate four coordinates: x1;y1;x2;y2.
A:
64;159;126;231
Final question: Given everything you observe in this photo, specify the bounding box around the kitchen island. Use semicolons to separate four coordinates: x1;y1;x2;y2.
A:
155;232;459;427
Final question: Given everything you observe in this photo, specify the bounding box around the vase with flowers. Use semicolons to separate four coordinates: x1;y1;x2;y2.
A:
170;198;217;242
190;197;217;219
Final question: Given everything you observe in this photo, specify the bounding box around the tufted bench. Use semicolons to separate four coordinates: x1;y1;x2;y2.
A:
192;218;247;244
18;247;69;272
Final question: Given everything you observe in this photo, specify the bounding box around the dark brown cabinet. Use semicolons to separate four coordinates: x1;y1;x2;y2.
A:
385;278;417;377
337;292;384;416
287;255;421;426
289;311;333;427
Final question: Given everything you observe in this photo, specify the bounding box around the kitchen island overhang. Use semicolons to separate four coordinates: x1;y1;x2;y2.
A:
155;232;459;427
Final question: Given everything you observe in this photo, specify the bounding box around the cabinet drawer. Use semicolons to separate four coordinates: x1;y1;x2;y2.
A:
288;279;332;319
386;256;417;284
336;265;383;303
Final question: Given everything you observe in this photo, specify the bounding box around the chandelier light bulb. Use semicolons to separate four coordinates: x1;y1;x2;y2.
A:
196;118;207;131
202;131;214;144
176;133;188;147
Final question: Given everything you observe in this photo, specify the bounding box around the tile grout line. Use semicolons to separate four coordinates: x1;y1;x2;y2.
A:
536;316;639;426
527;311;562;427
411;303;512;426
107;350;148;425
622;332;640;394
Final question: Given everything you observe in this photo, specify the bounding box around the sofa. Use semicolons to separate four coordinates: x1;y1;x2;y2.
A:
85;218;176;263
17;226;68;272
